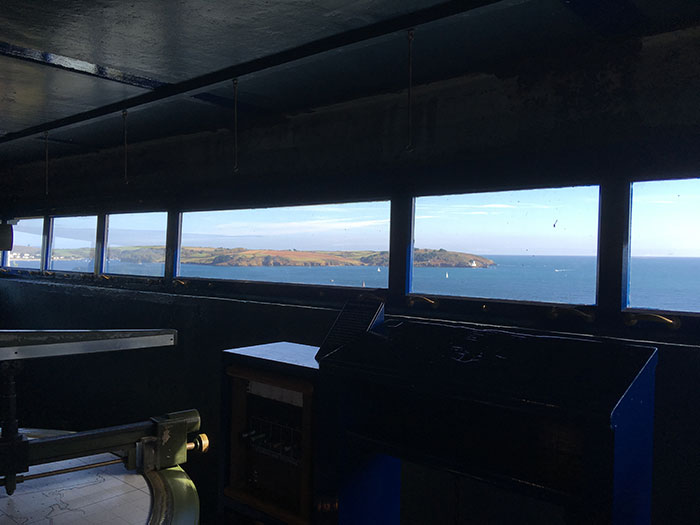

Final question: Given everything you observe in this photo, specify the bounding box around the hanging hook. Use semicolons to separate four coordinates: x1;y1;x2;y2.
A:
406;29;415;152
232;78;239;173
122;109;129;184
44;131;49;196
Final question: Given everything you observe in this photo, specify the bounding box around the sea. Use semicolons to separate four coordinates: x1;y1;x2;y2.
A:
34;255;700;314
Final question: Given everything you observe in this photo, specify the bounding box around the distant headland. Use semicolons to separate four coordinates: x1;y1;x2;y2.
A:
180;247;495;268
9;245;496;268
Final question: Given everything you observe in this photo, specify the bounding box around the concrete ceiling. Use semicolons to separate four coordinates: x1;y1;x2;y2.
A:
1;0;699;166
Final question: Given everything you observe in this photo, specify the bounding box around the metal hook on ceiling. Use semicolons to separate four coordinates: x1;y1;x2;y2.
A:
43;131;49;196
232;78;239;173
406;28;415;152
122;109;129;184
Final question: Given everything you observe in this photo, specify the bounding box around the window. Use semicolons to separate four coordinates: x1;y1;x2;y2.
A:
105;212;168;276
4;218;43;269
49;216;98;273
629;178;700;313
179;202;391;287
412;186;600;304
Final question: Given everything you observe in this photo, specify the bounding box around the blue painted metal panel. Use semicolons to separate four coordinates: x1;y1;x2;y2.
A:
611;349;658;525
339;454;401;525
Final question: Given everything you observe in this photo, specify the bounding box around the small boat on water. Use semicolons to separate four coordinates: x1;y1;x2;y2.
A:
446;272;449;278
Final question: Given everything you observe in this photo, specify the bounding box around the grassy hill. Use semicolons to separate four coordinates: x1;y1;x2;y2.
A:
32;245;495;268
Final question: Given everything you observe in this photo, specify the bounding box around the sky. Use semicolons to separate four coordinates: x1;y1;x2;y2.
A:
6;179;700;257
180;203;391;251
415;185;600;256
630;179;700;257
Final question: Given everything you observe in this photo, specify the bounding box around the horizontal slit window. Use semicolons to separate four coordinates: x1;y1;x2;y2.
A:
179;202;391;287
49;216;97;273
4;218;43;269
629;178;700;313
105;212;167;277
412;186;599;304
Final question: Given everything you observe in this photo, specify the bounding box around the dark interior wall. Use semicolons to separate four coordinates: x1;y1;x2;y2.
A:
0;278;337;522
2;26;700;216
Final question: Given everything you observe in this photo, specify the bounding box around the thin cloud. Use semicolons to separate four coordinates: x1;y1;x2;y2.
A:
444;204;515;209
213;217;389;236
517;203;553;209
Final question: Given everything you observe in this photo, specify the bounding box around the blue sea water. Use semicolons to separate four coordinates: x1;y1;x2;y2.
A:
179;263;389;288
412;255;596;305
44;256;700;313
629;257;700;313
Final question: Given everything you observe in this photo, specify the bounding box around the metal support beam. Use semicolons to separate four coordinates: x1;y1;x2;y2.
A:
0;0;505;145
94;214;107;275
40;216;51;272
165;211;182;280
596;180;632;326
0;41;168;91
388;196;415;305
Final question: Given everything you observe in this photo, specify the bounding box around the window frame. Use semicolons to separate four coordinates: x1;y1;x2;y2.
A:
408;185;601;306
47;214;100;274
2;216;46;271
103;211;169;278
0;175;697;344
177;201;393;289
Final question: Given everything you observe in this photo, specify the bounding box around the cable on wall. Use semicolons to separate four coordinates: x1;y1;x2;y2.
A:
232;78;239;173
406;28;415;152
44;131;49;196
122;109;129;184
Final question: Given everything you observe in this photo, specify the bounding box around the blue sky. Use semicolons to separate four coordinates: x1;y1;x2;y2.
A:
415;185;600;256
180;203;391;251
6;179;700;257
630;179;700;257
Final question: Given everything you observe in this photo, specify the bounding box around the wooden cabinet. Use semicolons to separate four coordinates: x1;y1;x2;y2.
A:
223;343;318;525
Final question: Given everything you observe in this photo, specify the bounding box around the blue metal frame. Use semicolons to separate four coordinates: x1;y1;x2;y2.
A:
610;349;658;524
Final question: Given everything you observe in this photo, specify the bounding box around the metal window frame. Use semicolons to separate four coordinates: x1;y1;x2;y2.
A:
46;214;100;274
1;175;698;344
0;216;47;271
175;200;394;288
100;211;170;278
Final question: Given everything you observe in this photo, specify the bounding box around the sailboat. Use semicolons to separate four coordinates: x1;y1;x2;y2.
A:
445;271;449;278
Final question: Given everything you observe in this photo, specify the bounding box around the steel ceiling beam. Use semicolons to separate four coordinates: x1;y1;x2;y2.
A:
0;41;260;112
0;0;506;145
0;41;168;90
